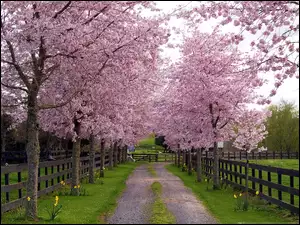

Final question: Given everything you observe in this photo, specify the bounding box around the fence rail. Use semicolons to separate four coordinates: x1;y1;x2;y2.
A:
1;149;127;213
131;153;174;162
180;153;299;215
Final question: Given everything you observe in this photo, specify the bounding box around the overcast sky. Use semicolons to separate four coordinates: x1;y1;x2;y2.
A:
151;1;299;109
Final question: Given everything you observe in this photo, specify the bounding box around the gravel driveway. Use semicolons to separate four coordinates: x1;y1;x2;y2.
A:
107;163;218;224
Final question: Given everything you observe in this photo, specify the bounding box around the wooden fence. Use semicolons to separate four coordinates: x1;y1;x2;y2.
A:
1;149;127;213
178;154;300;215
218;151;299;160
131;153;174;162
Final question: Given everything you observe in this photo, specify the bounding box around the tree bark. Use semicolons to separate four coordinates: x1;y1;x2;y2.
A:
25;91;40;219
113;142;118;167
123;146;127;162
212;141;220;189
1;115;6;153
196;148;202;182
100;139;105;177
245;151;249;206
188;149;192;175
71;137;81;195
88;134;95;184
174;150;177;166
182;150;186;171
118;145;121;164
109;142;114;169
177;150;181;167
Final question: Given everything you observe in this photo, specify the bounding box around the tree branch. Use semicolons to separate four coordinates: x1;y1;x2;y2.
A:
53;1;72;19
1;41;31;90
82;5;109;25
38;89;81;110
1;81;28;93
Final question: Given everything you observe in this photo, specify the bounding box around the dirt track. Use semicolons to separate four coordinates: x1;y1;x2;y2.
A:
107;163;218;224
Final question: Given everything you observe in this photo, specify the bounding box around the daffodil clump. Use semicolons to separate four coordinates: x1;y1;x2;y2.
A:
46;196;62;220
72;184;88;196
233;192;249;211
58;180;70;196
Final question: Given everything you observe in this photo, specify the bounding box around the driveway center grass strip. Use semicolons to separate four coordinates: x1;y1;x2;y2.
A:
165;164;299;224
150;181;176;224
1;162;144;224
147;164;157;177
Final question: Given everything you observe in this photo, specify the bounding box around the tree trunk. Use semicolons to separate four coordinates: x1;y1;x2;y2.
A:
196;148;202;182
174;150;177;166
109;142;114;169
88;135;95;184
71;137;81;195
113;142;118;167
212;141;220;189
182;150;186;171
100;139;105;177
245;151;249;207
123;146;127;162
1;114;6;153
177;150;181;167
188;149;192;175
25;93;40;219
118;145;121;164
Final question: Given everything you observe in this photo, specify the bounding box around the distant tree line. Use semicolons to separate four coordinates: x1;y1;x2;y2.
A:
262;100;299;152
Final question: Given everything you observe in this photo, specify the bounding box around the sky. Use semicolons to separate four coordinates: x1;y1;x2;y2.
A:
150;1;299;109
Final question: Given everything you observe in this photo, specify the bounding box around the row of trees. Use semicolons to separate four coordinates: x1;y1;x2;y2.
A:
1;1;298;220
1;1;170;219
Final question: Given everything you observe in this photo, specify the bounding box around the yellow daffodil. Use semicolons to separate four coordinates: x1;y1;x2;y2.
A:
239;193;242;196
27;196;31;201
54;202;58;207
78;185;80;188
60;181;64;184
234;194;237;199
55;196;59;201
256;191;259;195
74;186;77;189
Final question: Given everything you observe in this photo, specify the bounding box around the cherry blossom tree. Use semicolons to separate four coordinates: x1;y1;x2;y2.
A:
176;1;299;102
154;29;266;188
230;109;271;207
1;1;169;218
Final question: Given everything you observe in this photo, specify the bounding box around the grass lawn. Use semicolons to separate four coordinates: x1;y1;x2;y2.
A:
232;159;299;207
150;181;176;224
166;164;299;224
1;162;144;224
247;159;299;170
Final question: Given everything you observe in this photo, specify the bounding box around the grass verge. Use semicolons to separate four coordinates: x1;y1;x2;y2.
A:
150;182;176;224
1;162;144;224
166;164;299;224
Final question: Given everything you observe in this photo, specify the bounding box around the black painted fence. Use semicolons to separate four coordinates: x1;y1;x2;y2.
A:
1;149;126;213
178;153;299;215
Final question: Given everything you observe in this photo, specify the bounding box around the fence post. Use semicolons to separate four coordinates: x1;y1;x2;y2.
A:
234;151;236;160
280;150;283;159
228;152;230;160
156;153;158;162
240;151;242;160
273;151;275;159
296;151;299;159
287;150;290;159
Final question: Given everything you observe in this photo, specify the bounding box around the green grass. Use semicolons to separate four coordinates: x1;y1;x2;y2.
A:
147;164;157;177
136;134;164;151
166;164;299;224
1;162;144;224
247;159;299;170
150;182;176;224
229;159;299;207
